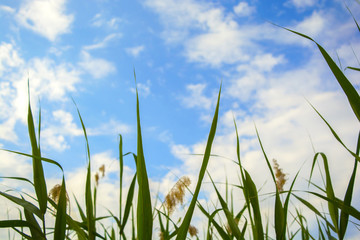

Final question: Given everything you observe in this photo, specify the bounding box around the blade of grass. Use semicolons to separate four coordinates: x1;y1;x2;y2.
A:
54;177;67;240
73;99;95;240
175;83;221;240
208;173;242;239
339;130;360;239
310;153;339;234
134;70;153;240
27;80;47;216
279;26;360;122
120;173;137;236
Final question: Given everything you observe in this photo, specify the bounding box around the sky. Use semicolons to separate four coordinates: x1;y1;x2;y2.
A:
0;0;360;239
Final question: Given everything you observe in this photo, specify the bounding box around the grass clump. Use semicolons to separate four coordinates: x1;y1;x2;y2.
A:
0;9;360;240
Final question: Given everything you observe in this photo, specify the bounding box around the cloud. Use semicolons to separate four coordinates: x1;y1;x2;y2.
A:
0;42;82;146
83;33;122;51
91;13;122;29
79;51;116;79
0;42;24;77
143;0;265;66
0;5;15;14
233;1;255;17
287;0;317;9
130;80;151;97
125;45;145;57
16;0;73;41
179;83;212;110
88;119;131;136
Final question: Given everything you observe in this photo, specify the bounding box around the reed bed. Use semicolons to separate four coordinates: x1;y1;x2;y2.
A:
0;14;360;240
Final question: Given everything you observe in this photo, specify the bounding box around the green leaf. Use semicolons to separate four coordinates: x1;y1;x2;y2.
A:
339;131;360;239
54;177;67;240
175;83;221;240
27;81;47;215
280;26;360;122
134;70;153;240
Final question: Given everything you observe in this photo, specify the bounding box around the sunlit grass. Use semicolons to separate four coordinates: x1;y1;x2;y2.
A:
1;10;360;240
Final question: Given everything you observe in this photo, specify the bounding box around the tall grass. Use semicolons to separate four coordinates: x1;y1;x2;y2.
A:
0;11;360;240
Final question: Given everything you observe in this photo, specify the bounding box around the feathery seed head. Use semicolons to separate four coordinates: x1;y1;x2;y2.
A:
163;176;191;215
188;225;198;237
272;159;287;192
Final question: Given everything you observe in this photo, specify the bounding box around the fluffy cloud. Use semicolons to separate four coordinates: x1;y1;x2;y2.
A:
233;1;255;17
83;33;122;51
180;83;213;110
125;45;145;57
79;51;116;79
16;0;73;41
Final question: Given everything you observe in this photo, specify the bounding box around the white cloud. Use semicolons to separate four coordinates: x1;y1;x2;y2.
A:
233;1;255;17
83;33;122;51
130;80;151;97
0;42;24;77
88;119;131;136
79;51;116;79
144;0;262;66
293;11;326;37
0;5;15;14
288;0;317;9
16;0;73;41
180;83;212;110
0;42;82;147
250;53;285;72
91;13;122;29
125;45;145;57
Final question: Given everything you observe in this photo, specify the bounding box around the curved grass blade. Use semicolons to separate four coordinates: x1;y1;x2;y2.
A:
244;170;264;240
54;177;67;240
134;70;153;240
197;203;230;240
73;99;95;240
27;81;47;216
175;84;221;240
0;191;42;219
339;131;360;239
208;173;242;239
24;208;45;239
119;134;124;233
279;26;360;122
310;153;339;233
120;172;137;235
307;101;360;162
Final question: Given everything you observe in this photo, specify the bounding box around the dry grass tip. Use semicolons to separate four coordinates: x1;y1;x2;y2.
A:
164;176;191;215
272;159;287;192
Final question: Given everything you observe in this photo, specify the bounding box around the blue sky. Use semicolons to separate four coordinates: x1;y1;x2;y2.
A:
1;0;360;238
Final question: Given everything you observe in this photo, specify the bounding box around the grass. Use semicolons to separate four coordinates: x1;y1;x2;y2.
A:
1;11;360;240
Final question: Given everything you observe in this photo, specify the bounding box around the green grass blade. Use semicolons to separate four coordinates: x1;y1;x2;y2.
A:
208;173;242;239
311;153;339;233
119;134;124;231
175;84;221;240
197;203;230;240
244;170;264;240
27;81;47;216
233;118;256;234
134;70;153;240
120;173;137;235
54;177;67;240
339;131;360;239
73;99;95;240
0;220;32;228
0;192;42;219
281;26;360;122
24;208;45;239
1;149;64;171
307;101;360;163
74;195;87;223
